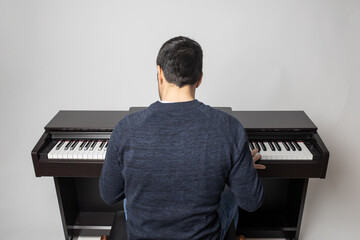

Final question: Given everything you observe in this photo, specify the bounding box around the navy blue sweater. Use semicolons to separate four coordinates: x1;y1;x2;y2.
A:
99;100;263;240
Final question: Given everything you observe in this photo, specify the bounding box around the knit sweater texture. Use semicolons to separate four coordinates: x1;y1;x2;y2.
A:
99;100;263;240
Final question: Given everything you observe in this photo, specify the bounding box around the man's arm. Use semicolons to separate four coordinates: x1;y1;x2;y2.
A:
99;124;125;205
227;130;264;212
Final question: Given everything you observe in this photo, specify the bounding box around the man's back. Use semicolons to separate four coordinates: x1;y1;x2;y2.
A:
100;100;263;239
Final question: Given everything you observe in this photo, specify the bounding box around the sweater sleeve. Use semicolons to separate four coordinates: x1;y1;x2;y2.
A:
227;126;264;212
99;122;126;205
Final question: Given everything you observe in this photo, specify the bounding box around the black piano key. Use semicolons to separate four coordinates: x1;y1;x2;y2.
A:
98;141;105;151
249;142;255;150
90;140;97;150
274;142;282;151
287;141;296;151
282;142;290;151
84;140;92;150
260;141;267;151
104;141;109;148
56;140;64;150
79;140;87;150
70;140;79;150
294;141;302;151
268;142;275;151
64;140;73;150
254;142;261;152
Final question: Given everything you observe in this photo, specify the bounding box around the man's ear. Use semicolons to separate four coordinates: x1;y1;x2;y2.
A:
157;65;163;85
195;73;203;88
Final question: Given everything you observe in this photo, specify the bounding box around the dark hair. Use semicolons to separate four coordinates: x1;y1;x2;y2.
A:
156;36;203;87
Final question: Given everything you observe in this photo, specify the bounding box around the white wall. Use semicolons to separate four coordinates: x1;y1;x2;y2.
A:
1;0;359;239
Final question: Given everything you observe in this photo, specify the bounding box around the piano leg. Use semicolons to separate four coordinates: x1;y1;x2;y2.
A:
54;177;123;240
54;177;79;240
290;178;308;240
236;178;309;240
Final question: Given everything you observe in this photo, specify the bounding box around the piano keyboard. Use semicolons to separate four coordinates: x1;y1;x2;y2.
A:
47;140;108;160
47;139;312;161
249;141;313;160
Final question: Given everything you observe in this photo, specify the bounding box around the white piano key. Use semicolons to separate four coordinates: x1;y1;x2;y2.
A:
279;141;294;160
87;141;101;159
66;140;78;159
67;141;79;159
81;146;90;159
79;141;89;159
72;140;83;159
82;141;95;159
63;140;76;159
95;141;104;159
275;142;286;160
48;141;61;159
101;148;107;159
101;141;108;160
62;149;70;159
271;142;281;159
259;142;270;160
58;140;70;159
78;140;88;159
298;142;313;160
288;142;304;159
83;140;92;150
67;149;74;159
54;142;67;159
264;142;276;160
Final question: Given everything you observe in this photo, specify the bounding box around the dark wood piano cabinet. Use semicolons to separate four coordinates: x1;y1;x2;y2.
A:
31;109;329;240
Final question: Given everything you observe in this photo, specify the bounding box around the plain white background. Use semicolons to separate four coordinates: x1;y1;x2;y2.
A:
1;0;359;239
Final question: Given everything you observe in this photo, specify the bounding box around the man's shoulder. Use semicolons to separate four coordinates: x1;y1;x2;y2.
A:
197;103;243;130
114;107;152;132
195;103;247;149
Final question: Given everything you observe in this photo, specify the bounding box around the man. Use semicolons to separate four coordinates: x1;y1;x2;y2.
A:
99;36;265;240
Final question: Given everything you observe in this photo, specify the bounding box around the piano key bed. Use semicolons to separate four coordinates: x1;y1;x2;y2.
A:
249;141;313;160
47;140;109;160
44;139;314;162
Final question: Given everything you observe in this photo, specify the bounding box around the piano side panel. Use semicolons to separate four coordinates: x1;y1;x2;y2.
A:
31;132;51;177
313;133;330;179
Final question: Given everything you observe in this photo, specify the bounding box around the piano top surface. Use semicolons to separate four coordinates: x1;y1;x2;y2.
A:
230;111;317;132
45;109;317;132
45;111;129;132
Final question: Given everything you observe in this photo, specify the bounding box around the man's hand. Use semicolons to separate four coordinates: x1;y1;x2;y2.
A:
251;149;266;170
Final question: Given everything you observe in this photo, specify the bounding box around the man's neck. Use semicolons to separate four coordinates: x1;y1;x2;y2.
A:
160;85;196;103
